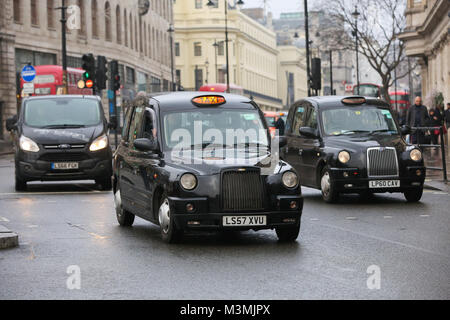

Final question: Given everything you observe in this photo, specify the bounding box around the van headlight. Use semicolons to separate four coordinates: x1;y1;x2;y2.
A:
20;136;40;153
180;173;197;190
89;135;108;152
410;149;422;162
282;171;298;189
338;151;351;164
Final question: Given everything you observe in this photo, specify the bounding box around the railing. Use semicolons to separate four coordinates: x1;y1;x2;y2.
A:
410;126;447;182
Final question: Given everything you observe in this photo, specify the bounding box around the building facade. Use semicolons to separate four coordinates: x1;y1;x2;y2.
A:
399;0;449;104
173;0;282;111
277;46;307;108
0;0;175;140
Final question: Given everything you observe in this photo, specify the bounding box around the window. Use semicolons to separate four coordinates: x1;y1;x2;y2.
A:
31;0;39;26
122;105;134;141
130;14;133;49
92;0;98;38
124;9;128;46
175;42;180;56
78;0;86;35
292;105;306;135
105;2;111;41
47;0;54;29
195;0;202;9
194;42;202;56
116;5;121;44
14;0;21;23
218;41;224;56
304;108;318;129
195;68;203;90
128;106;144;143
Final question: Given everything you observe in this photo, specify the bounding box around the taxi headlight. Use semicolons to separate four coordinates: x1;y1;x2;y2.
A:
282;171;298;189
410;149;422;162
338;151;351;164
180;173;197;190
89;135;108;152
20;136;40;153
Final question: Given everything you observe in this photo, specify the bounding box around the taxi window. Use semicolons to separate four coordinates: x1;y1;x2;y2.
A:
128;106;144;143
122;106;133;141
292;106;305;136
304;108;318;129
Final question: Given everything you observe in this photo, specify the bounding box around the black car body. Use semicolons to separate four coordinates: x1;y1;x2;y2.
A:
282;96;426;203
6;95;113;191
112;92;303;243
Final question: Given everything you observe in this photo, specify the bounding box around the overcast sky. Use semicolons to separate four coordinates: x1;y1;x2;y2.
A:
242;0;303;19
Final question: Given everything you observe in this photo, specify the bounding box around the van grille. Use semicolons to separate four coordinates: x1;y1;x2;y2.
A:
367;147;399;177
222;169;264;212
39;152;89;162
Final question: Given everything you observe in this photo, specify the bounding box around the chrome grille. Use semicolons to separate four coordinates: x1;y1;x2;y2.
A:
222;169;264;211
367;147;399;177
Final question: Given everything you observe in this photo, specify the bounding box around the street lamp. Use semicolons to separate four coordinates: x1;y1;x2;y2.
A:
167;24;176;91
207;0;244;93
352;5;360;95
205;59;210;84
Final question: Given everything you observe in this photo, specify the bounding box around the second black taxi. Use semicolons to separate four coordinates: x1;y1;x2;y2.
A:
282;96;426;203
113;92;303;243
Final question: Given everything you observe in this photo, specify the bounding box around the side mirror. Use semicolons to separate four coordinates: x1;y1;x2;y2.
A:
401;125;411;135
134;138;158;152
299;127;319;139
6;115;18;132
278;136;287;148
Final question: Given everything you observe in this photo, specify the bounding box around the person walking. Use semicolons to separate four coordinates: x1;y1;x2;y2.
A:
444;103;450;146
428;105;443;147
274;116;285;136
406;96;430;145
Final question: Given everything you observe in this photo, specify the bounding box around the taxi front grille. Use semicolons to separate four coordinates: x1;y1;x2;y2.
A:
367;147;399;177
222;169;264;212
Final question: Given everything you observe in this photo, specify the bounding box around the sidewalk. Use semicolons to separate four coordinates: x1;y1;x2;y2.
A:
423;145;449;192
0;139;13;156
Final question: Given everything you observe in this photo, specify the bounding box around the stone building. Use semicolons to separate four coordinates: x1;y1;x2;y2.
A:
277;46;307;108
399;0;450;104
0;0;175;141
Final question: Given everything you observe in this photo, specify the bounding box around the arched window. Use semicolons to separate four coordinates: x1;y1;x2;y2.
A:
31;0;39;26
124;9;128;47
105;2;111;41
92;0;98;38
14;0;21;23
47;0;54;29
116;5;121;44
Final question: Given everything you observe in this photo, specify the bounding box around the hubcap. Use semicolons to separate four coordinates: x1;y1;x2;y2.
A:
114;189;123;217
159;198;170;234
321;172;331;197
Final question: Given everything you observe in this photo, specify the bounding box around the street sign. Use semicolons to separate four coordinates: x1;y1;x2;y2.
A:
21;65;36;83
23;83;34;94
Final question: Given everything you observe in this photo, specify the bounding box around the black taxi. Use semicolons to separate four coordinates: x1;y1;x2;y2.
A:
112;92;303;243
282;96;426;203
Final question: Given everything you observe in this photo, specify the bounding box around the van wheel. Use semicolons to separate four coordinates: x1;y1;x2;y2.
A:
320;167;339;203
96;176;112;191
114;185;135;226
404;188;423;203
158;195;183;243
276;222;301;242
15;172;27;192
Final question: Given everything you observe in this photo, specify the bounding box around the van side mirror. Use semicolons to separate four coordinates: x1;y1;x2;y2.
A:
401;125;411;135
299;127;319;139
6;115;18;132
134;138;158;152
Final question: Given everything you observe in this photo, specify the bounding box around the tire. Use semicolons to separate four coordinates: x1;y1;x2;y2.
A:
320;166;339;203
404;188;423;203
96;176;112;191
158;194;183;244
114;184;135;226
15;169;27;192
276;222;301;242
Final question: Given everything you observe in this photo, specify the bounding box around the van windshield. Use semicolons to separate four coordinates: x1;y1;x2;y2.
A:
321;106;399;136
24;98;101;128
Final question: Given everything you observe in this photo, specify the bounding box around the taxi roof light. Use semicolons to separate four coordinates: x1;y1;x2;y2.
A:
341;97;366;105
192;95;226;106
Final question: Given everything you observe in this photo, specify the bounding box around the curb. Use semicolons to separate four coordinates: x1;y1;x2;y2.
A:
0;225;19;250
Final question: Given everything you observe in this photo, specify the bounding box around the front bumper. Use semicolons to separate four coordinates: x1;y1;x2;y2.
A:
329;166;426;193
169;195;303;231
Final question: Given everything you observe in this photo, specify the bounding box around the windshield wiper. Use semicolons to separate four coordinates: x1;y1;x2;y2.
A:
42;124;86;129
370;129;397;134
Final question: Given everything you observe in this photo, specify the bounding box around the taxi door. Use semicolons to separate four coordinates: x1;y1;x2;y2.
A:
284;103;307;184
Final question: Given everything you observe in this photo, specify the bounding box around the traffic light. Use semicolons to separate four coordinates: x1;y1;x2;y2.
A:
311;58;322;91
110;60;121;91
96;55;108;90
81;54;96;87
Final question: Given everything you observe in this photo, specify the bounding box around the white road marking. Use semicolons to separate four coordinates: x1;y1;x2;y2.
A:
0;216;10;222
345;217;358;220
420;215;430;218
383;216;393;219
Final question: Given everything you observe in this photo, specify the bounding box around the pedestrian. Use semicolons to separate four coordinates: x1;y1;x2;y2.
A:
406;96;430;145
274;116;285;136
444;103;450;145
428;105;443;146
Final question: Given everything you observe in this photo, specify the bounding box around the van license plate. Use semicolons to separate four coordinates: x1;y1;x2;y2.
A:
223;216;267;227
369;180;400;188
52;162;79;170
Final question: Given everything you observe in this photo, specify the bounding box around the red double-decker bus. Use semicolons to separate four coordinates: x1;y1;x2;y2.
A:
199;83;244;95
389;90;410;112
20;65;93;97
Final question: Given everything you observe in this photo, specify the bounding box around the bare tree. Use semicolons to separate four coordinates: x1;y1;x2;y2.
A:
320;0;410;102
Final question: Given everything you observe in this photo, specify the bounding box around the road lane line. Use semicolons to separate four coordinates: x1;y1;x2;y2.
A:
0;216;10;222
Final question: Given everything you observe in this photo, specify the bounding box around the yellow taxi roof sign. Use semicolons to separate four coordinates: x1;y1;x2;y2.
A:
192;95;226;106
341;97;366;105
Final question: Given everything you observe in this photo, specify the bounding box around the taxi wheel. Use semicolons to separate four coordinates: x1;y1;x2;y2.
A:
276;222;301;242
404;188;423;203
158;196;183;244
15;174;27;192
320;167;338;203
114;186;135;226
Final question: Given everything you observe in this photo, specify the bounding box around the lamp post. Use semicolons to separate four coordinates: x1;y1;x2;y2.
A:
56;0;68;94
352;5;360;95
205;59;210;84
167;24;175;91
207;0;244;93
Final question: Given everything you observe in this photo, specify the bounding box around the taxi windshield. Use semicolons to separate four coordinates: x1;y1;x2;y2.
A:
321;106;399;136
24;98;101;128
162;109;269;150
